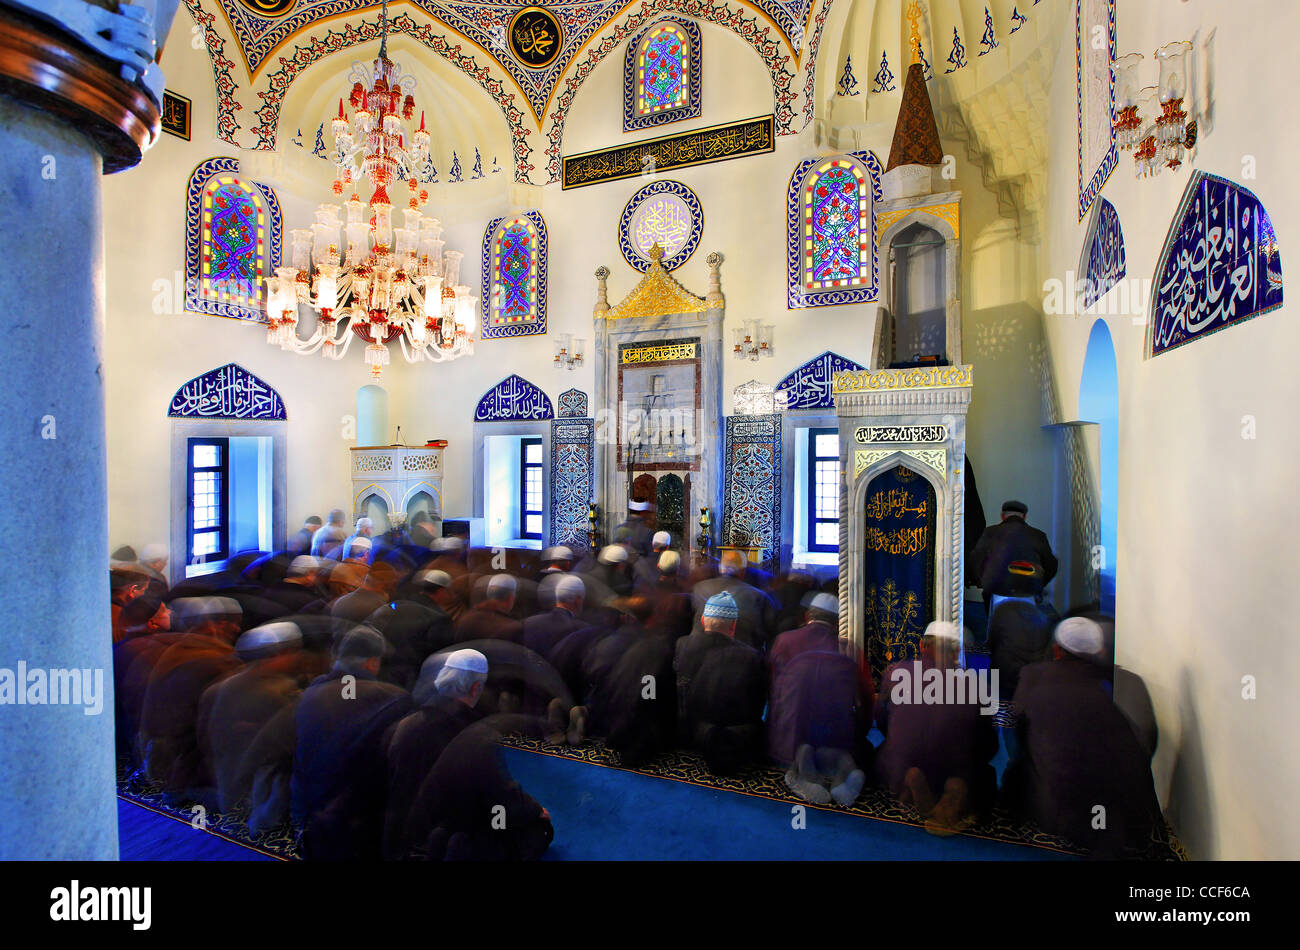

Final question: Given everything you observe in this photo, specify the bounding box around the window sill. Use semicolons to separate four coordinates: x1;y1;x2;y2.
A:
792;550;838;568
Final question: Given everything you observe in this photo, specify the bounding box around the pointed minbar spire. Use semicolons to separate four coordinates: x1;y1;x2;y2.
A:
887;2;943;172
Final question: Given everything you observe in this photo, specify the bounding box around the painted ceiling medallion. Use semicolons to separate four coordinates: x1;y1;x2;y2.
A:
236;0;296;16
508;6;564;70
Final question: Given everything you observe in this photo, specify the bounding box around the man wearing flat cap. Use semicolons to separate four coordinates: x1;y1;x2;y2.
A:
195;622;305;831
674;591;768;774
293;625;415;860
968;500;1058;618
1001;616;1163;856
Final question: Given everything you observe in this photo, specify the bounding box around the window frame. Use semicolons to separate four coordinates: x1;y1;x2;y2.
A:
806;427;839;554
186;436;230;564
519;437;544;541
622;17;702;132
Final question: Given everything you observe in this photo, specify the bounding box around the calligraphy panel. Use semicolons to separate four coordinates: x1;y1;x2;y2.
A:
475;375;554;421
721;413;782;562
168;363;286;420
562;116;774;189
1148;171;1284;357
776;351;866;410
786;151;882;309
623;18;702;132
1078;196;1126;310
1076;0;1117;220
550;417;594;549
619;179;703;273
481;210;548;340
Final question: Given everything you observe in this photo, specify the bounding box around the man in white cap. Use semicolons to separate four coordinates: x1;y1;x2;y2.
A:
586;543;633;602
633;530;674;592
616;497;655;558
195;621;304;830
340;516;374;561
768;591;840;686
674;590;768;775
874;620;999;836
363;568;459;690
645;550;694;639
689;549;777;650
310;508;349;559
523;573;588;661
138;543;170;593
263;555;324;615
1001;616;1163;856
537;545;575;579
455;572;524;644
293;625;414;860
382;648;490;859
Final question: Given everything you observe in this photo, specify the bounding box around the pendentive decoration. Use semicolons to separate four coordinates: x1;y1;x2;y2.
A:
1147;171;1282;358
619;179;703;273
475;374;554;421
776;351;866;410
1078;196;1126;310
168;363;286;420
508;6;564;70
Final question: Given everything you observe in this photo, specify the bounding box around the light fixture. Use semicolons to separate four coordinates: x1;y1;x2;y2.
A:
263;0;475;378
553;333;585;370
1113;40;1198;178
732;320;775;361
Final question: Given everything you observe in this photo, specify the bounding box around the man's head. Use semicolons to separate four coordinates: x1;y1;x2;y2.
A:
171;596;243;643
327;561;367;598
1001;500;1028;522
363;562;397;598
355;517;374;537
1053;616;1105;662
327;508;346;527
651;531;671;552
120;592;169;632
628;498;654;523
409;510;431;530
657;549;680;577
286;555;321;586
485;573;517;613
416;568;453;606
303;515;323;535
430;536;465;558
334;624;388;676
920;620;963;668
110;564;150;604
718;549;746;578
541;545;574;572
435;648;489;707
139;543;169;573
701;590;739;636
235;621;303;672
806;591;838;627
598;544;628;569
555;574;585;614
345;536;373;563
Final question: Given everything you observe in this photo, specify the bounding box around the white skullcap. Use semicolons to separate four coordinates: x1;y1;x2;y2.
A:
356;517;373;532
1055;617;1105;657
419;568;452;589
140;543;168;562
444;648;488;674
431;536;464;552
235;621;302;660
555;574;585;603
486;573;517;598
287;555;320;577
809;592;839;616
658;550;680;574
923;620;962;643
652;531;671;549
628;500;652;512
599;544;628;565
172;596;242;629
542;545;574;562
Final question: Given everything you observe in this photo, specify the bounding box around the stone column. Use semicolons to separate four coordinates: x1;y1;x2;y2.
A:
0;3;162;859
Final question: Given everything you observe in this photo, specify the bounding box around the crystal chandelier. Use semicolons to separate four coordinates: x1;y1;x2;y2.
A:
263;1;476;378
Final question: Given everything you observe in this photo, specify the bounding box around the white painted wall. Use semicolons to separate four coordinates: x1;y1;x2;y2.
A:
1038;0;1300;859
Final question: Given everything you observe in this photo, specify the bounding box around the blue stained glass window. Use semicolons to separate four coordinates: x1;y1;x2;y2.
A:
201;176;265;307
637;24;689;115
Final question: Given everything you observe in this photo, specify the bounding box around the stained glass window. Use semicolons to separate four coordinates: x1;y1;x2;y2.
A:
490;217;538;326
803;159;870;290
637;23;689;116
200;175;266;310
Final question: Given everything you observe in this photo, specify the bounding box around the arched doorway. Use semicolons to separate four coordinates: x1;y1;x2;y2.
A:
888;222;948;367
1078;319;1118;615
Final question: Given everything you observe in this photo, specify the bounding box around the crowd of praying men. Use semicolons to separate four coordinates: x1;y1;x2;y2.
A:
107;502;1165;860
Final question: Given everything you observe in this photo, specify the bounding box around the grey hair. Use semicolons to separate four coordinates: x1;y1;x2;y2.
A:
435;665;487;699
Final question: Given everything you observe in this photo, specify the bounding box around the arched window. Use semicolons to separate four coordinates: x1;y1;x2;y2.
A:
623;18;701;131
185;157;281;321
786;152;882;309
481;211;548;339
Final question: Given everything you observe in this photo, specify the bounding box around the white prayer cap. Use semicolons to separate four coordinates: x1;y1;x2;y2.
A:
1054;617;1105;657
431;536;464;552
172;596;242;629
628;499;652;512
419;568;452;589
355;517;373;532
599;544;628;565
287;555;321;577
657;550;680;574
140;543;168;562
487;573;517;598
809;592;839;616
652;531;672;549
555;574;585;603
923;620;962;643
349;536;373;552
542;545;574;563
235;621;302;660
444;648;488;674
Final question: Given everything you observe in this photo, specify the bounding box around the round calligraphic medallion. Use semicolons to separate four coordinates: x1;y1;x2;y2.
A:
236;0;297;16
619;179;702;273
508;6;564;70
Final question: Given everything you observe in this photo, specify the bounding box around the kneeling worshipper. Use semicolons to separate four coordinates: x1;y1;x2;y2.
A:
1001;617;1165;857
194;621;305;832
585;616;679;768
522;574;589;661
455;573;525;644
874;621;999;836
364;568;458;690
292;626;414;861
674;591;768;775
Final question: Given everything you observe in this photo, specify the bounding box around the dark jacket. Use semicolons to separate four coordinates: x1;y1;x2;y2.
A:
674;632;767;732
454;605;524;645
768;649;865;766
969;516;1058;595
365;599;455;690
986;601;1054;697
588;633;678;763
522;606;586;661
768;620;838;688
689;575;777;650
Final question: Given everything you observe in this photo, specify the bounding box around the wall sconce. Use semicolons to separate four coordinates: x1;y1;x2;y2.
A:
1113;40;1197;177
732;320;774;361
554;333;585;370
